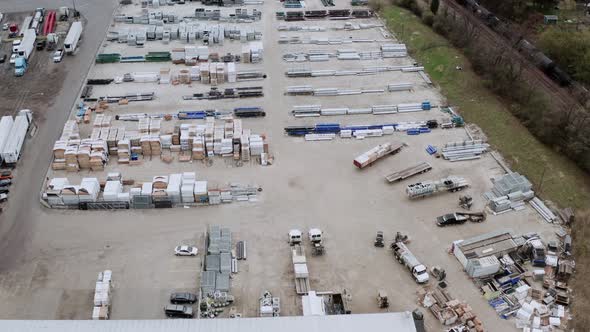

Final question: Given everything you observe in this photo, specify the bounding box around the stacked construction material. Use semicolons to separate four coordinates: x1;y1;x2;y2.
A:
103;180;124;202
353;142;404;169
442;140;489;162
276;9;373;20
78;178;101;203
529;197;557;223
380;44;407;57
92;270;112;320
166;173;182;204
182;86;263;100
181;172;196;203
291;102;431;117
486;172;534;213
286;84;409;96
109;23;262;45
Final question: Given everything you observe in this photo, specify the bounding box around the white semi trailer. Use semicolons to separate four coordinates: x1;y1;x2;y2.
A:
1;110;32;166
17;29;36;59
0;116;14;164
64;21;82;55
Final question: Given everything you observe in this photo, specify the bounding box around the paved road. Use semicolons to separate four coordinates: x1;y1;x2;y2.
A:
0;0;117;270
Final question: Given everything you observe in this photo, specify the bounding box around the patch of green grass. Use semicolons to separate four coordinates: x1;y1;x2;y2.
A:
382;6;590;209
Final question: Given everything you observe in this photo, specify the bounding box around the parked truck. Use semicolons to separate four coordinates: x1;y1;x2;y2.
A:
391;242;429;284
1;110;32;166
406;176;469;199
64;21;82;55
292;244;311;294
17;29;36;60
14;57;27;76
46;33;59;51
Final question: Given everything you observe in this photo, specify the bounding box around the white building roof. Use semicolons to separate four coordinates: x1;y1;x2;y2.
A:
0;313;417;332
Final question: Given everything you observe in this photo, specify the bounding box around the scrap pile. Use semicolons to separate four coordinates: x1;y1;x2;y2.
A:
290;102;431;117
441;140;489;162
452;230;573;330
420;288;484;331
200;226;236;318
92;270;112;320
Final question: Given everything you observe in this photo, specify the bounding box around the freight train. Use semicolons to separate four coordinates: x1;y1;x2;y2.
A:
456;0;573;86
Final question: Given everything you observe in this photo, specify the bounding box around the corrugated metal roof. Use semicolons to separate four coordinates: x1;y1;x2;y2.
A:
0;313;417;332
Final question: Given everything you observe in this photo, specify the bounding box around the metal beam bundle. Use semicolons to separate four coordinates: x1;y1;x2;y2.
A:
442;140;489;162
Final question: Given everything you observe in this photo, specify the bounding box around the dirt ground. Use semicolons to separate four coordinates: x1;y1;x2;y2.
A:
0;1;564;331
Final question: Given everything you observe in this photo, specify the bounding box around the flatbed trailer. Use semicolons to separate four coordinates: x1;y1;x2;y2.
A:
385;161;432;183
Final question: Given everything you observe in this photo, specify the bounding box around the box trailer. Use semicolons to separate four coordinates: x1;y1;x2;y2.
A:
64;21;82;55
0;116;14;163
17;29;36;60
1;110;32;166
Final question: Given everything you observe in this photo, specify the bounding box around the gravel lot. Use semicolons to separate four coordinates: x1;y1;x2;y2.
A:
0;0;561;330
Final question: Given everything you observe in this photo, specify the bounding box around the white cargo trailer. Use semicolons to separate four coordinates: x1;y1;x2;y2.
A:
1;110;32;166
17;29;36;59
0;116;14;163
64;21;82;55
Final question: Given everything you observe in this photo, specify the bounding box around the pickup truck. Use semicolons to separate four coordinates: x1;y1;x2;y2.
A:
436;212;486;227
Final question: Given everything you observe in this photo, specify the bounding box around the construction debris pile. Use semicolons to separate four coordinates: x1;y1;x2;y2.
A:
420;288;484;331
441;140;489;162
43;172;260;207
452;229;573;330
200;226;237;318
92;270;113;320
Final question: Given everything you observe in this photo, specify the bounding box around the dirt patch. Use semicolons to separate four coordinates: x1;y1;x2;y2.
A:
56;289;94;319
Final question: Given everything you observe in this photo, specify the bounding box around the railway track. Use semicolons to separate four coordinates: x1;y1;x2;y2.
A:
442;0;578;111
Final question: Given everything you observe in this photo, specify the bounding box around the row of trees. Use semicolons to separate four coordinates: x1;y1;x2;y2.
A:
539;27;590;86
376;0;590;172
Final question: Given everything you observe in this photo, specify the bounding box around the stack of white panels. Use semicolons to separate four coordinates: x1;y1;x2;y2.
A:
250;135;263;156
79;178;100;202
166;173;182;203
103;181;122;201
181;172;196;203
227;63;237;83
141;182;153;196
194;181;208;203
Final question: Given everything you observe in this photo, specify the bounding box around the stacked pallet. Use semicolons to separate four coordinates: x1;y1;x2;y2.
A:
117;139;130;164
92;270;112;320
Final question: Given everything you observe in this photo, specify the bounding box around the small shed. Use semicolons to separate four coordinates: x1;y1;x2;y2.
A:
544;15;558;25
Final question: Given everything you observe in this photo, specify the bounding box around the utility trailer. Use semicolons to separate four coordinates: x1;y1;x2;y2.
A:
385;161;432;183
406;176;469;199
292;245;310;294
353;142;404;169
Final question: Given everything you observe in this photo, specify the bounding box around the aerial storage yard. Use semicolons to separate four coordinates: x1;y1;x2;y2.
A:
0;0;577;331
